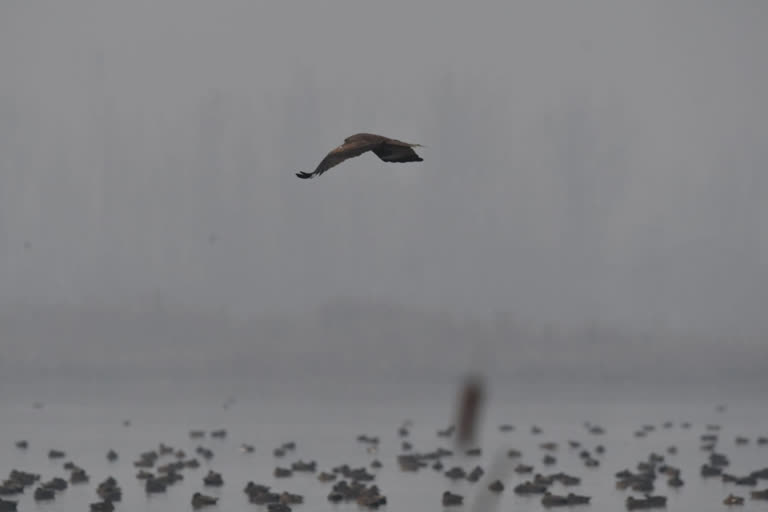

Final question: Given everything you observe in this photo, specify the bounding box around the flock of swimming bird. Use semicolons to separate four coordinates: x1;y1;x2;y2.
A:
2;406;768;511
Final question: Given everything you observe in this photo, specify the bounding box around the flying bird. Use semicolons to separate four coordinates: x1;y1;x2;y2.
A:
296;133;424;179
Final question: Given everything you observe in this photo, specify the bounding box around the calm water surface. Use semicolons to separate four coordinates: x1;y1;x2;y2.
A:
2;391;767;512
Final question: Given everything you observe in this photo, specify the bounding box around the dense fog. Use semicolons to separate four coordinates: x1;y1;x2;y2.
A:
1;2;766;396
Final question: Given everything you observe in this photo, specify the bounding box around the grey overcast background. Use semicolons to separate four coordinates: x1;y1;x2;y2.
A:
0;2;766;398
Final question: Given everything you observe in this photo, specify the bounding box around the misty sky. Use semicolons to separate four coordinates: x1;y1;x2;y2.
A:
1;1;766;336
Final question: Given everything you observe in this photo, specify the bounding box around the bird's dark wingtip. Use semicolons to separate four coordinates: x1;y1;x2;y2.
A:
296;171;313;179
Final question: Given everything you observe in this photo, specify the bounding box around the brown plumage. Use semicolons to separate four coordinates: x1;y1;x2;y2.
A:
296;133;424;179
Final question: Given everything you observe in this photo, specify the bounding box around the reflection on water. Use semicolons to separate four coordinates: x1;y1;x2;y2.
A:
1;380;768;512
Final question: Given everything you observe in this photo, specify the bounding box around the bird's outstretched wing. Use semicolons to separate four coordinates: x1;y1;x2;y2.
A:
372;142;424;163
295;138;378;179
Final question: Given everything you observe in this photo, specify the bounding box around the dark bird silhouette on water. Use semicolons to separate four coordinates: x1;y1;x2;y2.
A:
296;133;424;179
